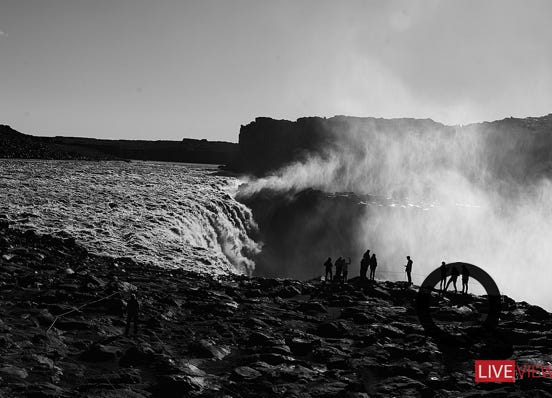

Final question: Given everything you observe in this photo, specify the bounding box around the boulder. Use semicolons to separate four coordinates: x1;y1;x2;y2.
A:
298;301;327;313
288;337;319;356
312;346;347;363
527;305;550;321
188;339;230;360
231;366;262;381
153;374;203;397
340;307;364;319
23;383;69;398
0;364;29;379
81;344;121;362
375;375;428;396
315;321;346;338
275;285;302;298
120;344;155;367
258;353;295;365
352;313;373;325
248;331;273;346
327;356;349;369
56;319;91;331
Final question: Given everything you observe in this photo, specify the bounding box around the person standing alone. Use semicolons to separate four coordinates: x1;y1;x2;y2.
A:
405;256;413;286
125;293;140;336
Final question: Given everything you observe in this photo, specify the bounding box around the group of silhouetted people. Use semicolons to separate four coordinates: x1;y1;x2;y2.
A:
324;256;351;283
323;251;471;293
325;249;379;283
325;249;408;284
440;262;470;294
325;250;379;283
360;249;378;281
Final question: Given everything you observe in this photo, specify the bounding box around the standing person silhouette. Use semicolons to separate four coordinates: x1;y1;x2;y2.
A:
405;256;413;286
369;253;378;280
444;266;460;293
324;257;333;282
360;249;370;280
334;257;344;283
461;264;470;294
125;293;140;336
360;256;368;280
439;261;447;291
342;257;351;282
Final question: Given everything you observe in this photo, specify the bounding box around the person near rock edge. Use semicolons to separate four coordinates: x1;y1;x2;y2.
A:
461;264;470;294
369;253;377;280
360;249;370;279
125;293;140;336
405;256;413;285
342;257;351;282
444;266;460;293
334;257;344;283
439;261;447;292
324;257;333;282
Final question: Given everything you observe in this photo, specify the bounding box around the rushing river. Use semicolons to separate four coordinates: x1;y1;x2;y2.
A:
0;159;260;275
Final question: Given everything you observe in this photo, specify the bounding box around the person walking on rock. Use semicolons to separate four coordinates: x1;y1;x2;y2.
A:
369;253;378;281
125;293;140;336
444;266;460;293
461;264;470;294
405;256;413;286
324;257;333;282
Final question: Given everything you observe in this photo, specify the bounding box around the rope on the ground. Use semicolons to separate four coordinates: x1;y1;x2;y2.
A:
46;291;119;333
375;270;428;277
104;375;117;391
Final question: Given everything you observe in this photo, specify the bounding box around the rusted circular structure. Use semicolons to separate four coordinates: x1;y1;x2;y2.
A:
416;262;501;344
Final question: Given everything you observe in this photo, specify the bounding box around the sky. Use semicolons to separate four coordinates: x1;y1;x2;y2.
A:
1;0;551;142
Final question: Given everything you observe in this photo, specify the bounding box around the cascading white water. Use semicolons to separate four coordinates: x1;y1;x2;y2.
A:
0;159;260;275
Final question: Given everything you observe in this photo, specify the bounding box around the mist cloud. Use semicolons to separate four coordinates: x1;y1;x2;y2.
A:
240;120;552;310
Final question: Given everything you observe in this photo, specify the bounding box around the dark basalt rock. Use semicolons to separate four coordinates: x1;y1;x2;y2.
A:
188;339;230;360
315;321;347;338
119;344;155;367
0;224;550;397
526;305;550;321
287;337;319;356
297;301;327;314
153;374;203;397
274;285;302;298
248;331;274;346
231;366;262;381
81;344;121;362
0;124;237;164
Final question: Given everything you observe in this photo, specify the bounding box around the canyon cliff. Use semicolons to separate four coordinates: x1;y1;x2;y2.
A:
231;114;552;186
0;125;237;164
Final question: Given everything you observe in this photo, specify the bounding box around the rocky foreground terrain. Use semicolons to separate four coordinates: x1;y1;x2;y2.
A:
1;221;551;397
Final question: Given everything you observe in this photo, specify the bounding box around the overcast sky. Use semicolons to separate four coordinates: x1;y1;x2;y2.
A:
1;0;551;141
